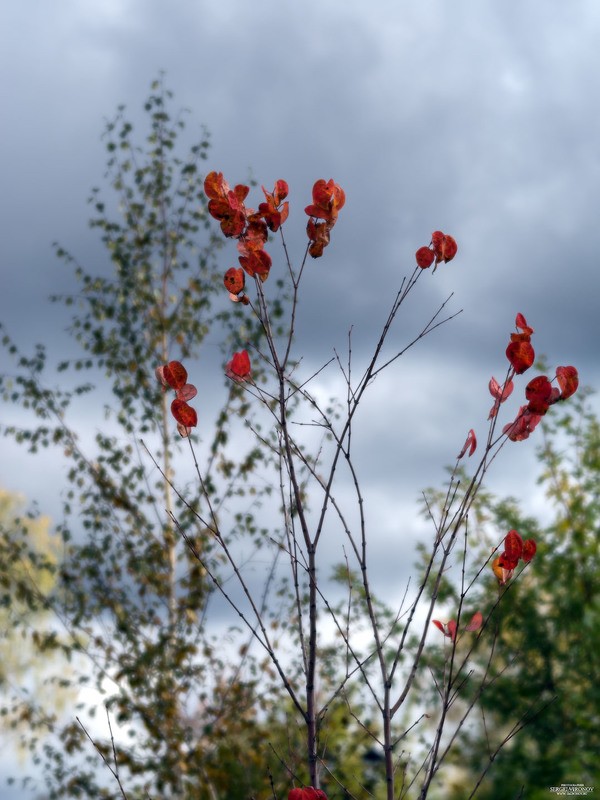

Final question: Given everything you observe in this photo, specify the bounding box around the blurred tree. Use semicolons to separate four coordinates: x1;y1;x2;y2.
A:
0;489;75;757
0;78;385;800
0;77;283;799
416;393;600;799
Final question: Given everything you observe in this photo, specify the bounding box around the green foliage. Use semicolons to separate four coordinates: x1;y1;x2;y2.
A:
0;77;382;800
418;394;600;798
0;78;282;799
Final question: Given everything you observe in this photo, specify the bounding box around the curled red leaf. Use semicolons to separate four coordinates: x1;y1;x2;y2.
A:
457;428;477;459
515;312;534;336
304;179;345;225
432;619;457;642
489;376;514;403
556;365;579;400
430;230;458;272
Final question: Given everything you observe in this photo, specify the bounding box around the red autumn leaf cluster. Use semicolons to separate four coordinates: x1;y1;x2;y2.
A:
258;179;289;232
225;349;252;383
415;230;457;272
305;178;345;258
205;172;290;286
289;788;328;800
502;314;579;442
432;611;483;643
155;361;198;437
491;529;537;585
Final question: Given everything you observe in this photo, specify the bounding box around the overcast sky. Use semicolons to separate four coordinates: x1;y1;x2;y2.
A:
1;1;599;795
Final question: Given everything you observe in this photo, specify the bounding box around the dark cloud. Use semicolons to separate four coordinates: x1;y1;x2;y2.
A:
1;5;598;786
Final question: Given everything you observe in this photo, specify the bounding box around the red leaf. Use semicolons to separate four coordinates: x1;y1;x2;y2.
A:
504;530;524;562
431;231;444;260
430;231;458;272
162;361;187;391
489;376;514;402
515;312;534;336
556;365;579;400
432;619;457;642
177;383;197;402
171;398;198;428
488;376;514;419
416;246;435;269
503;405;543;442
498;552;519;570
506;340;535;374
289;790;328;800
441;235;457;262
203;171;228;200
307;219;331;258
238;248;272;280
465;611;483;632
226;350;252;382
224;267;245;296
525;375;553;414
457;428;477;459
259;181;290;231
522;539;537;562
305;179;345;225
447;619;458;642
273;179;289;203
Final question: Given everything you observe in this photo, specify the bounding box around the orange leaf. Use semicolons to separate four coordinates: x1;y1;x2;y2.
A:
491;556;513;585
305;179;345;224
203;171;228;200
307;219;331;258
